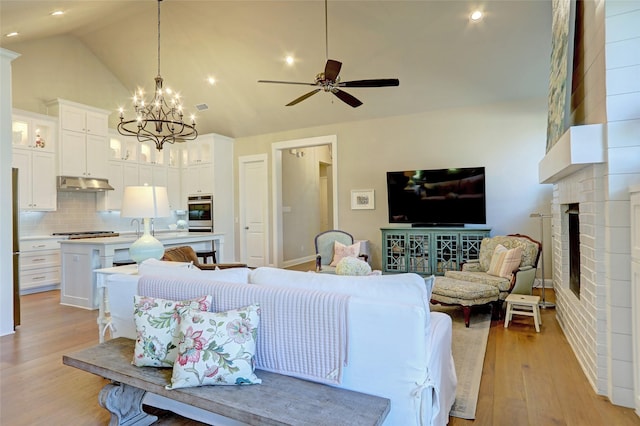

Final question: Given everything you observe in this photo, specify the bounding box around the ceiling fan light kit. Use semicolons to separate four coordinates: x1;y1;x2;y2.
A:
117;0;197;151
258;0;399;108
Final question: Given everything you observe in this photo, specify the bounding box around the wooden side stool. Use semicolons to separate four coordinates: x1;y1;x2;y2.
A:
504;294;541;332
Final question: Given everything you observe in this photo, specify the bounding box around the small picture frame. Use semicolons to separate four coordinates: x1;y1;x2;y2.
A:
351;189;375;210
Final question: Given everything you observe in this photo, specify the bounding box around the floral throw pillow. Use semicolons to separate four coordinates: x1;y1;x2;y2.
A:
166;304;262;390
132;295;212;367
329;241;361;267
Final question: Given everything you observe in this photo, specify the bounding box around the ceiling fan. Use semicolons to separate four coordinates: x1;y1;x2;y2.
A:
258;0;399;108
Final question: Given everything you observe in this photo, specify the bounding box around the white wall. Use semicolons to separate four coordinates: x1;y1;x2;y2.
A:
234;97;553;270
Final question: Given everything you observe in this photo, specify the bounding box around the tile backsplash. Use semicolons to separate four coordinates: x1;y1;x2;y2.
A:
19;191;179;237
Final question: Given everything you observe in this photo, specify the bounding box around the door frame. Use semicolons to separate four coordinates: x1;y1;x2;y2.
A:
271;135;338;268
238;153;269;266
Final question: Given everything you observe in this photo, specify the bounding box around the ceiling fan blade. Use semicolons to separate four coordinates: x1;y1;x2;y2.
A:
340;79;400;88
286;89;322;106
324;59;342;81
332;89;363;108
258;80;316;86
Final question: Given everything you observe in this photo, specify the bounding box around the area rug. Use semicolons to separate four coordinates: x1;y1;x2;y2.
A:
430;304;492;420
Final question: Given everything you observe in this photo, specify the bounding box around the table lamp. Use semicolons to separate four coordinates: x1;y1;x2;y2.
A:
121;185;171;263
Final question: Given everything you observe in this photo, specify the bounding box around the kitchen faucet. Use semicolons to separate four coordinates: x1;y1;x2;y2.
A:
130;218;140;237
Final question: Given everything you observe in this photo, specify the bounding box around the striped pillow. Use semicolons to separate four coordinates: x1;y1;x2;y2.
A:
487;245;522;278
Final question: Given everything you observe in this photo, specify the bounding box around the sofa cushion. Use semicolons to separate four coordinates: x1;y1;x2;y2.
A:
444;270;512;292
166;304;262;390
249;267;430;313
132;295;212;367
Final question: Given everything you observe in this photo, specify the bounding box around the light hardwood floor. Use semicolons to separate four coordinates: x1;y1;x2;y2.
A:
1;285;639;425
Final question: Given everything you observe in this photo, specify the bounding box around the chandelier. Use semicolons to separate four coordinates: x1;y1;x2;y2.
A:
117;0;197;151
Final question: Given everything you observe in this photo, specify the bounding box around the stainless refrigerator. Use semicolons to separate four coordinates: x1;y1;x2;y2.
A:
12;168;20;328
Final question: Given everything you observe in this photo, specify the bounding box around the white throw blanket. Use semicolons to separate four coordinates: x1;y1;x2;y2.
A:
138;276;350;385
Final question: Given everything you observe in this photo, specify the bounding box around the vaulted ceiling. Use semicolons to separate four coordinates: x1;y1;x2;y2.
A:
0;1;552;138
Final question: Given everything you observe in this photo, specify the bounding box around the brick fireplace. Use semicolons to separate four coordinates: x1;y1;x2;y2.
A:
540;121;637;408
537;0;640;410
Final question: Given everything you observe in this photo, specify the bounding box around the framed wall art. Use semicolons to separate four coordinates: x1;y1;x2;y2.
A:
351;189;375;210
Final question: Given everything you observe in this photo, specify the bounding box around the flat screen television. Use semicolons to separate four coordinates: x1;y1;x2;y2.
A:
386;167;486;226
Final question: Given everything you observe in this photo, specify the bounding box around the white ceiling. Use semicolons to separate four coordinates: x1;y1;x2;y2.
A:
0;0;552;138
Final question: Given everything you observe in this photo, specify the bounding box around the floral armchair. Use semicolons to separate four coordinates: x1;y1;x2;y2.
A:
444;234;541;302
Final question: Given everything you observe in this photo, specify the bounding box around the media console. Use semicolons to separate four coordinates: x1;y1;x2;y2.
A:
381;226;490;275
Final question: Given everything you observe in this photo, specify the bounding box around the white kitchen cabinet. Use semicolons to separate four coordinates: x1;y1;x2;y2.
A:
19;238;62;294
11;111;58;211
182;133;234;257
108;133;138;162
140;140;165;166
12;110;56;153
139;162;167;188
12;150;57;211
183;163;214;195
97;161;139;211
167;167;183;210
186;137;212;164
47;99;109;179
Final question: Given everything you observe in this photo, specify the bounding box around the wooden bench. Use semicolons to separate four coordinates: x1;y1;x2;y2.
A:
63;338;390;426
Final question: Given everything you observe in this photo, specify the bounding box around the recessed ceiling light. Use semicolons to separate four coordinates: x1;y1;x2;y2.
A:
285;55;295;66
470;10;483;22
5;32;19;38
51;10;64;16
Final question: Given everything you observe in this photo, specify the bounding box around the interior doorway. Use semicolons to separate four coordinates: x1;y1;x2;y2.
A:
238;154;268;267
272;135;338;268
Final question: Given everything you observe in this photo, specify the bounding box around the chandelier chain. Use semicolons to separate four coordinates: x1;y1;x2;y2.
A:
157;0;161;77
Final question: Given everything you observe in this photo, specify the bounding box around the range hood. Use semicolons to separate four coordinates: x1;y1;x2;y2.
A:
57;176;114;192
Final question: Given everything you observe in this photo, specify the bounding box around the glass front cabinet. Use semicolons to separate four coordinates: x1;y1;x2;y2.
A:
381;227;490;275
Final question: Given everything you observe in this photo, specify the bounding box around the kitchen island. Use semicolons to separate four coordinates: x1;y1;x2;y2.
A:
59;232;224;309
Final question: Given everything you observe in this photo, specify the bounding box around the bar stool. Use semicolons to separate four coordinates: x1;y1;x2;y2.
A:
112;259;136;267
504;293;541;332
195;250;217;264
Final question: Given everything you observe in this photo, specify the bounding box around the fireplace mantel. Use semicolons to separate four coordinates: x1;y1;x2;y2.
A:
538;124;606;184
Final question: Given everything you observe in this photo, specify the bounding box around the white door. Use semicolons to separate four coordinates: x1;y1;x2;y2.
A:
239;155;268;267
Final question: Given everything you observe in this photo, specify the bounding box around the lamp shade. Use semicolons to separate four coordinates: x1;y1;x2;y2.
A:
121;185;171;218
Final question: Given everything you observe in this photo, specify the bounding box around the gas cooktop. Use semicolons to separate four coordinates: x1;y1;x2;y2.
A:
52;231;120;239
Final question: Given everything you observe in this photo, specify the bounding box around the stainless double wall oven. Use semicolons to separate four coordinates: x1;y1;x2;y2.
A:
187;194;213;232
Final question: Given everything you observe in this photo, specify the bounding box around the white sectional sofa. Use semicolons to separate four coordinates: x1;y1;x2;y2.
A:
105;264;457;426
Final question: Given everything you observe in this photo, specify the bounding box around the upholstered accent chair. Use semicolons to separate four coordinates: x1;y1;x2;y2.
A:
162;246;246;270
314;230;369;273
444;234;541;302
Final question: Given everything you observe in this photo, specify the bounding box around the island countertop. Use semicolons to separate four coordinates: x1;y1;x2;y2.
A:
59;232;225;310
58;232;223;247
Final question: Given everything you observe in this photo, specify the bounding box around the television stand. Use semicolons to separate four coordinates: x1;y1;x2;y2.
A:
381;226;490;275
411;223;464;228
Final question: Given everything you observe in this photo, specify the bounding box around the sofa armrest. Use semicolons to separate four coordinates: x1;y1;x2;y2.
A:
316;254;322;272
358;254;369;263
510;265;536;295
461;260;482;272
